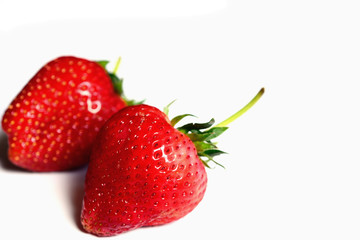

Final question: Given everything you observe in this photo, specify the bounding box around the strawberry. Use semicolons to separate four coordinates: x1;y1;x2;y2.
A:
1;56;132;171
80;88;264;236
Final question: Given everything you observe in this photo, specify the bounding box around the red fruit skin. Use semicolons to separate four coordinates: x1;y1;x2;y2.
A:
1;56;126;171
81;104;208;236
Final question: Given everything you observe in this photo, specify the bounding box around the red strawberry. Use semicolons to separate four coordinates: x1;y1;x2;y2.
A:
80;88;264;236
1;56;132;171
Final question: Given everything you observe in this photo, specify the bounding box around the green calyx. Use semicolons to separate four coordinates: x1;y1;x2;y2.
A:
97;58;144;106
169;88;265;168
177;118;228;168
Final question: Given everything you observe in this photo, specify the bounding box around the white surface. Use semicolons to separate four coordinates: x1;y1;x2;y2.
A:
1;0;360;239
0;0;227;31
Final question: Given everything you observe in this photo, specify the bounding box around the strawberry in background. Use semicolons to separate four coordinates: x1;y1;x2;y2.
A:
1;56;132;171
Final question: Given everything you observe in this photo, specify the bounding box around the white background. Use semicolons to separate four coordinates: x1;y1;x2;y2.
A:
1;0;360;239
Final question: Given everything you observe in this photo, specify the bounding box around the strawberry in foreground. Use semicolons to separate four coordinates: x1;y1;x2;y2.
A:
1;56;131;171
81;88;264;236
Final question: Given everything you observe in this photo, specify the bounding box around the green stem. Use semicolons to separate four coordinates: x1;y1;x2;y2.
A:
215;88;265;127
113;57;122;75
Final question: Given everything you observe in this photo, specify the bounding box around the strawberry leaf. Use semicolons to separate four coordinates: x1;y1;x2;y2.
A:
187;127;228;142
163;100;177;116
202;149;227;157
97;60;110;68
170;114;196;127
108;73;124;96
193;141;217;152
100;60;144;106
178;118;215;132
199;155;225;169
200;159;211;168
201;127;228;141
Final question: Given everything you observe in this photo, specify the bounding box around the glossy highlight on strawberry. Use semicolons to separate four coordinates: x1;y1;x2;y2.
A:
1;56;127;171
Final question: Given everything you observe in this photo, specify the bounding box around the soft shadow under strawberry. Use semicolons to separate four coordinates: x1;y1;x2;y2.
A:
0;130;26;172
66;166;88;233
